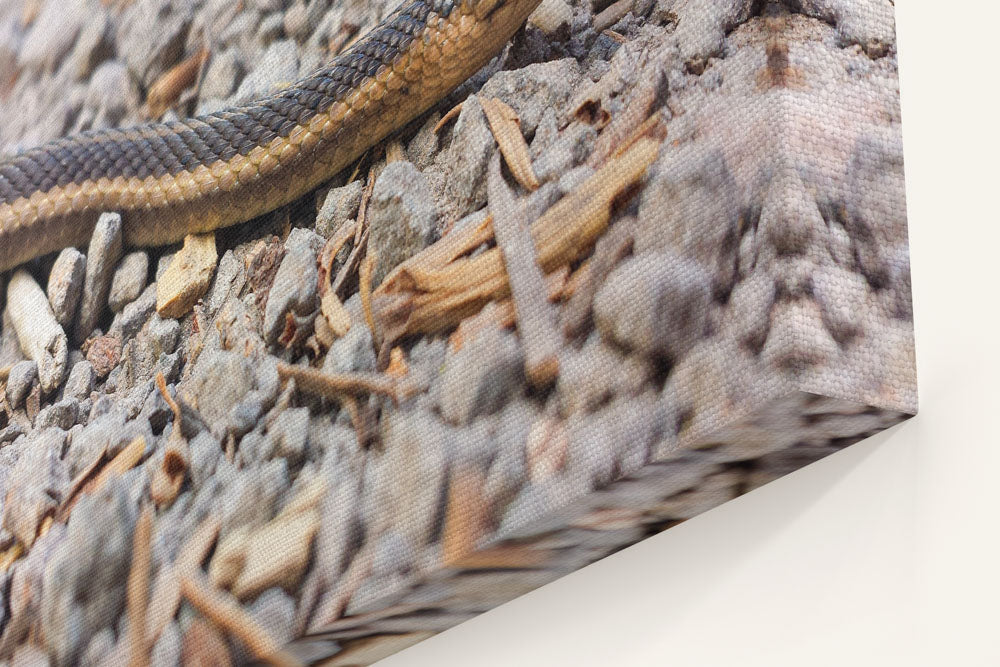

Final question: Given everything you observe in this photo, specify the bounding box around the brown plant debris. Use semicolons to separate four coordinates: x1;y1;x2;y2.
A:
157;232;218;319
180;574;304;667
150;372;188;507
126;505;153;667
593;0;634;33
145;48;210;118
373;136;662;340
442;465;489;567
486;154;560;387
60;435;147;519
433;101;463;133
146;517;221;644
276;363;399;402
480;97;540;191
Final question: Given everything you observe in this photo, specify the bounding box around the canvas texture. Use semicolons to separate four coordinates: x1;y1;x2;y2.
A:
0;0;914;664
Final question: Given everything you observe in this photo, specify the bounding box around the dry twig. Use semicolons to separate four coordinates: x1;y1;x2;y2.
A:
126;505;153;667
480;97;540;191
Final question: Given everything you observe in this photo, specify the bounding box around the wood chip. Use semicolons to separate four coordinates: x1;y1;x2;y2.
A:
276;363;398;402
442;466;488;567
480;97;539;191
486;154;560;387
593;0;633;32
126;505;153;667
359;252;378;352
433;101;463;133
384;347;409;379
0;543;23;574
146;517;221;644
181;619;234;667
180;574;304;667
373;137;662;339
145;48;209;118
157;233;218;319
321;291;352;338
385;139;406;163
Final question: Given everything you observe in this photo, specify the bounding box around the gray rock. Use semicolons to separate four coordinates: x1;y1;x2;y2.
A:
217;459;288;534
442;96;495;219
41;479;136;667
812;265;869;345
3;428;69;548
368;161;439;285
108;251;149;312
557;164;595;194
265;407;310;464
181;349;257;428
594;250;712;359
65;408;151;478
108;283;156;340
532;123;597;184
440;328;525;425
407;113;441;170
480;58;584;135
249;587;296;644
322;318;375;374
256;11;286;44
204;249;247;316
315;180;363;238
233;38;299;103
0;423;25;445
118;0;194;82
263;228;321;344
150;621;182;667
199;48;243;101
81;628;115;666
5;361;37;409
66;13;113;81
147;314;182;356
188;431;222;487
18;0;85;74
46;248;86;330
76;212;124;342
84;60;138;127
34;400;79;431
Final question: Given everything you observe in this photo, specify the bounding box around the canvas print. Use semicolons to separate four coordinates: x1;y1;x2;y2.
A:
0;0;915;664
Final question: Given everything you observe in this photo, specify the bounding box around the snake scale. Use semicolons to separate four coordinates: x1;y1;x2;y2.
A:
0;0;543;273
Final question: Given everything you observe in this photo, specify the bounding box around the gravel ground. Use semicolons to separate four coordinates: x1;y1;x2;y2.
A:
0;0;914;665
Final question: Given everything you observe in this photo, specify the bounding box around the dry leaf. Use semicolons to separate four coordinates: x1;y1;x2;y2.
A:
480;97;540;191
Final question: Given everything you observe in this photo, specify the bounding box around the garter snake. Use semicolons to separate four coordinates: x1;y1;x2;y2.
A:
0;0;543;273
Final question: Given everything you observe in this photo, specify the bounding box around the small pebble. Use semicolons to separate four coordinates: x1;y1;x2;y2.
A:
108;251;149;312
76;212;124;342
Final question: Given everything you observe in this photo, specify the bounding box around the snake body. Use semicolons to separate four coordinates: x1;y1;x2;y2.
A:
0;0;543;273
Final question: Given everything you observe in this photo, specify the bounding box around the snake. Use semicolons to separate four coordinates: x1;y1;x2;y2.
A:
0;0;544;274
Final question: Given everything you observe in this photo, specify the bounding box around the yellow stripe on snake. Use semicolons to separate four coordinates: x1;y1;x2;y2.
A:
0;0;543;273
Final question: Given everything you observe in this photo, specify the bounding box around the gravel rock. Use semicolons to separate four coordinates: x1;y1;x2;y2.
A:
118;0;194;82
249;587;296;645
315;180;363;238
5;361;38;409
265;407;310;465
7;271;68;394
34;400;79;431
594;250;712;359
233;38;299;103
440;328;525;425
480;58;584;135
18;0;85;74
531;122;597;184
76;212;124;342
442;96;495;219
108;251;149;312
150;621;182;667
41;479;136;667
188;431;222;487
263;228;322;345
368;161;439;285
46;248;86;330
181;349;257;428
66;13;113;81
84;60;138;127
199;47;244;102
322;317;376;374
156;233;218;319
2;428;69;548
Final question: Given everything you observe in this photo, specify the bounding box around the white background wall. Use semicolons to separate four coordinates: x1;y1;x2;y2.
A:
382;2;1000;665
